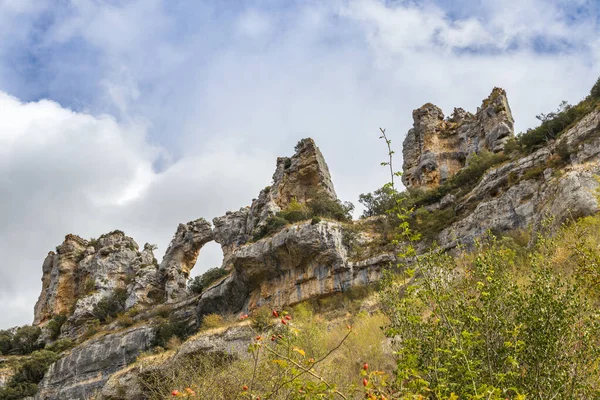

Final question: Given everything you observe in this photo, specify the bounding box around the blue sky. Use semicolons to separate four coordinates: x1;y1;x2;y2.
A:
0;0;599;329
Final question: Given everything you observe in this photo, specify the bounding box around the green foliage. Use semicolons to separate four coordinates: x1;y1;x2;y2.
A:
277;198;311;223
252;216;290;241
0;326;43;356
251;306;275;331
358;186;401;218
0;350;60;400
153;317;193;348
83;277;96;295
306;192;354;222
91;288;128;323
200;314;225;330
44;338;73;353
591;76;600;99
518;98;597;152
46;314;67;340
380;234;600;399
412;207;456;241
188;267;229;295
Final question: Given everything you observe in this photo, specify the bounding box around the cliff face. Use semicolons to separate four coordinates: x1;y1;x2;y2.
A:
33;222;213;333
26;88;600;400
199;138;388;320
402;88;514;189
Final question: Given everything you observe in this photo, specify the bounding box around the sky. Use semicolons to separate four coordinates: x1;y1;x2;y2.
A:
0;0;599;329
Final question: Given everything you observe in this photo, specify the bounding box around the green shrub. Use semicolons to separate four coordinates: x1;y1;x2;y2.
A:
92;288;128;323
0;350;60;400
46;314;67;340
307;192;354;222
115;313;135;328
310;216;321;225
278;198;311;223
200;314;225;330
591;76;600;99
380;235;600;399
83;277;96;295
252;216;290;241
153;318;193;348
518;98;596;152
10;326;42;355
251;306;275;332
412;207;456;241
45;338;73;353
188;268;229;295
358;186;401;218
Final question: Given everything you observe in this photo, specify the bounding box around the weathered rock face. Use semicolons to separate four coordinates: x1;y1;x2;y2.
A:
99;325;254;400
213;138;338;269
33;235;88;325
436;108;600;249
25;95;600;400
35;325;155;400
402;88;514;189
33;232;161;329
199;139;387;321
159;218;214;302
197;220;393;321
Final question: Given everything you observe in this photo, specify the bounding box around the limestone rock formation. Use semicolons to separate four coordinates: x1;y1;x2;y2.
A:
159;218;214;302
98;325;255;400
213;138;338;269
22;91;600;400
199;221;385;319
436;107;600;249
33;232;162;330
402;88;514;189
33;221;213;334
35;325;155;400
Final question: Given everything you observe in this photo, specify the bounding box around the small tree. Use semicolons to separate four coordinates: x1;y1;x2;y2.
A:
591;76;600;99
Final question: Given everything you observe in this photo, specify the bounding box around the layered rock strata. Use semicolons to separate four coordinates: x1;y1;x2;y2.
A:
402;88;514;189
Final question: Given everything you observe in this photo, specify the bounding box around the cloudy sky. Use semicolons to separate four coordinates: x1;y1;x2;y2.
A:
0;0;598;329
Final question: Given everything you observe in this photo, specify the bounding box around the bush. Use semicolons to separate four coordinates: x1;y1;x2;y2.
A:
44;338;73;353
358;186;401;218
278;198;311;223
307;192;354;222
252;216;290;241
591;76;600;99
518;98;596;152
251;306;275;332
153;318;193;348
10;326;42;355
0;350;60;400
380;235;600;398
92;288;128;323
188;268;229;295
200;314;225;330
46;314;67;340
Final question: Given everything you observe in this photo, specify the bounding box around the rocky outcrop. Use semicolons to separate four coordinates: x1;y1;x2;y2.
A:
197;220;393;321
159;219;214;302
25;94;600;400
33;232;162;333
402;88;514;189
213;138;338;269
437;108;600;249
99;325;254;399
35;325;155;400
33;235;88;325
198;139;388;321
34;220;214;333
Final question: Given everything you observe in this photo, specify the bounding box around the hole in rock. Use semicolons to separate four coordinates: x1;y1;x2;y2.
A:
190;241;224;278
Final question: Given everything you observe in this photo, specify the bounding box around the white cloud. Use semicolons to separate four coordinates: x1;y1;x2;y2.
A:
0;0;599;328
